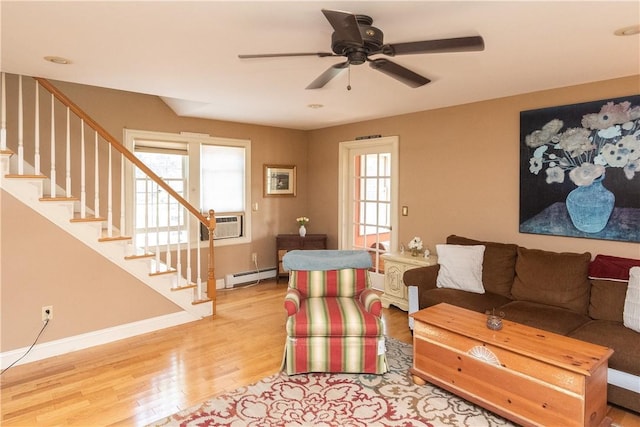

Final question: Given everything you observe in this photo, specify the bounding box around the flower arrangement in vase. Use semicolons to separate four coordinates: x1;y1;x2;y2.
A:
296;216;309;237
524;100;639;233
407;236;423;257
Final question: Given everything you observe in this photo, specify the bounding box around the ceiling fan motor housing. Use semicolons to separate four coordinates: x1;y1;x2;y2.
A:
330;14;384;64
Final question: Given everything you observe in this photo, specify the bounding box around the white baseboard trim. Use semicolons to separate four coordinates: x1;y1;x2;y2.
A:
0;311;198;370
609;368;640;393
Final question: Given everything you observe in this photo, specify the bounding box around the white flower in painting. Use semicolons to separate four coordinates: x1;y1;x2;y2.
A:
529;157;543;174
597;125;622;139
525;101;639;186
624;159;640;180
545;166;565;184
568;163;605;187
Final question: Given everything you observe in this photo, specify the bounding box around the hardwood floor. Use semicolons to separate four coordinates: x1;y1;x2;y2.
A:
1;280;638;426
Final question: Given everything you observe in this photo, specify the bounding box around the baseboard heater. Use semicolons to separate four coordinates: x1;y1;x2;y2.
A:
224;268;277;288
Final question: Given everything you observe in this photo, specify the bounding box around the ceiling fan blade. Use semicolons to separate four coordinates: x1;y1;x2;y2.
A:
238;52;336;59
321;9;363;46
368;58;430;88
382;36;485;56
306;61;349;89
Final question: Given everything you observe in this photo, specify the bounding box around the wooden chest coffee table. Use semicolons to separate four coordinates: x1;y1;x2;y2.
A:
410;303;613;427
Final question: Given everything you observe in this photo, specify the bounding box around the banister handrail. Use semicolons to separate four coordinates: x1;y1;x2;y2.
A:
33;76;216;309
34;77;210;227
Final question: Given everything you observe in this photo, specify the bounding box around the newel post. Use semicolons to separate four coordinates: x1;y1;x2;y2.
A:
207;209;216;314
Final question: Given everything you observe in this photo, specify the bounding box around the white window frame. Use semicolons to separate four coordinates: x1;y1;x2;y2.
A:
124;129;251;247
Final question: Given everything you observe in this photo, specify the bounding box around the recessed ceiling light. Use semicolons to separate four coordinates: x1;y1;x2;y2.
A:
614;25;640;36
307;103;324;109
44;56;71;65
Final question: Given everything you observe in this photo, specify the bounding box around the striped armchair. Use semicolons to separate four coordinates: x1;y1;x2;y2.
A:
282;250;388;375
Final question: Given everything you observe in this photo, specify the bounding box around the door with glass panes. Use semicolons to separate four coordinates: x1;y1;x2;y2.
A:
339;136;398;290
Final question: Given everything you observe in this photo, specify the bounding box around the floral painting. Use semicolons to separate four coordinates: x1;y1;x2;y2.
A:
519;96;640;242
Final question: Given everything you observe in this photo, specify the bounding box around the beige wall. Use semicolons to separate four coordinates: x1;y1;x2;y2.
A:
0;190;182;349
2;74;639;353
307;75;640;259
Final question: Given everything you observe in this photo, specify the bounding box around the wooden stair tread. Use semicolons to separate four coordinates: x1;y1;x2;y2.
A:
124;251;155;260
98;235;131;242
70;215;106;223
5;173;47;179
171;284;197;291
0;149;15;155
149;268;177;276
40;196;80;202
192;298;212;305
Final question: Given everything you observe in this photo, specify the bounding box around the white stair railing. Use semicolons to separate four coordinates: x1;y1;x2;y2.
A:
0;72;217;313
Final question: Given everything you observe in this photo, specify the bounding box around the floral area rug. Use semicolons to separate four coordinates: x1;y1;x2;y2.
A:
147;338;515;427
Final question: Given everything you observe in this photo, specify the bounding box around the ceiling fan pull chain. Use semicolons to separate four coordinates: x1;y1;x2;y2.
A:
347;65;352;91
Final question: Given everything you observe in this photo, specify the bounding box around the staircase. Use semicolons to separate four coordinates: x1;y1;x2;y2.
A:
0;73;216;319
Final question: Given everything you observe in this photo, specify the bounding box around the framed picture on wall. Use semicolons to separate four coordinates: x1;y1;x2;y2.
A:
519;95;640;242
264;164;297;197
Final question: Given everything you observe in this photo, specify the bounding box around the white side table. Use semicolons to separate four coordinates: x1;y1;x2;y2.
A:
380;252;437;311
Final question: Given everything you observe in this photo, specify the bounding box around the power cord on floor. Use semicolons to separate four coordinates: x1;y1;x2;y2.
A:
1;319;50;375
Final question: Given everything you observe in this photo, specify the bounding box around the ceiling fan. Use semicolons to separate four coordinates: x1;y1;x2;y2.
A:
238;9;485;90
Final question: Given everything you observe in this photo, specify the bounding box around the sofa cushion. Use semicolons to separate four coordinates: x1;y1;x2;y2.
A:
420;288;512;314
511;247;591;314
499;301;591;335
435;244;486;294
446;235;517;298
589;279;627;322
624;267;640;333
569;320;640;376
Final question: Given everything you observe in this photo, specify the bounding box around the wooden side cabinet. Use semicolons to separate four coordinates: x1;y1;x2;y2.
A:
380;252;437;311
276;234;327;283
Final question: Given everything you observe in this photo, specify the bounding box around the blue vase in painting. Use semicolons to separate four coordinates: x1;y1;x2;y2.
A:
565;175;615;233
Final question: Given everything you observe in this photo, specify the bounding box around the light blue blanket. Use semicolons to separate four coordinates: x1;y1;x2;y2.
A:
282;250;372;271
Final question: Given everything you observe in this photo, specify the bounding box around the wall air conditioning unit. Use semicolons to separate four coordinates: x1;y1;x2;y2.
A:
200;214;243;241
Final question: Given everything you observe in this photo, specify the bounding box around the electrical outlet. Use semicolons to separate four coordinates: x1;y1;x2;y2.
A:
42;305;53;322
251;253;257;263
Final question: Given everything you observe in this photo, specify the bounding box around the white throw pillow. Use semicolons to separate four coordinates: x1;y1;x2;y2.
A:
436;244;486;294
623;266;640;333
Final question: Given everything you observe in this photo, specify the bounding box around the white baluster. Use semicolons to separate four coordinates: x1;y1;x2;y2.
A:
80;120;86;218
165;193;172;279
120;153;125;235
107;145;113;237
65;107;71;197
50;94;56;198
196;221;202;298
1;72;6;150
143;177;149;252
94;132;100;217
186;212;192;289
34;80;41;175
176;205;183;287
155;182;161;272
18;75;24;174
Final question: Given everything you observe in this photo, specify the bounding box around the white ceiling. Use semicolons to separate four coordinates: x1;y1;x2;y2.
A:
1;1;639;130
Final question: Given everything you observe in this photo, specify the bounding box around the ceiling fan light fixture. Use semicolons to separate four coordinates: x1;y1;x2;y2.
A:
44;56;71;65
614;25;640;36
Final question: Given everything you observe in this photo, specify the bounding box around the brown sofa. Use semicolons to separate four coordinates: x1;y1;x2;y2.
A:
403;234;640;413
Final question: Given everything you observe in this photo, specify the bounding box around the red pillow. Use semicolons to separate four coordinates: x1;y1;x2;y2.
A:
589;255;640;282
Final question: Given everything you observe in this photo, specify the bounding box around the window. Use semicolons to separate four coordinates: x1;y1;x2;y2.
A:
124;130;251;247
134;150;187;247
